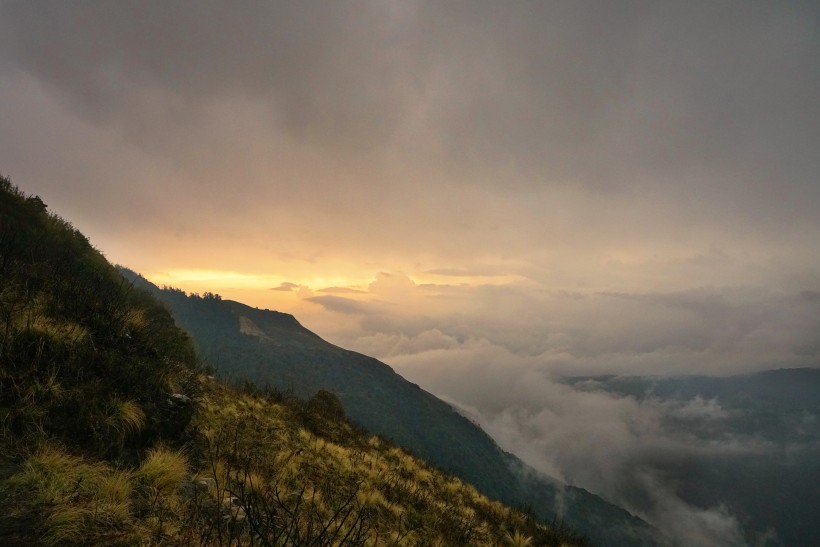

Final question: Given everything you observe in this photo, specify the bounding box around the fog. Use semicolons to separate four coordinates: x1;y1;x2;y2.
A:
299;275;818;545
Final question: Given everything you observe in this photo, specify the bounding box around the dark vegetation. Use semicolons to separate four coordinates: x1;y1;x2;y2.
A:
0;175;592;545
0;177;199;461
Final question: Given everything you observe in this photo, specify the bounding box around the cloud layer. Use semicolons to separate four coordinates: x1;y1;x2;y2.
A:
2;1;820;277
297;274;819;545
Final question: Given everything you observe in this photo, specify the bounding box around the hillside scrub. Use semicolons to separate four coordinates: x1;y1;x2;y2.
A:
0;178;199;460
1;376;587;545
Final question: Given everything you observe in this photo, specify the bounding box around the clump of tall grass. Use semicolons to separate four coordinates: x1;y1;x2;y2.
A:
504;529;535;546
137;446;188;494
34;372;67;402
134;446;189;541
105;398;146;436
2;444;139;545
26;315;89;346
9;444;90;501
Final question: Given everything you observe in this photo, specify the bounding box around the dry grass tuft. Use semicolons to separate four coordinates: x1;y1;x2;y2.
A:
6;445;139;544
44;505;88;545
504;529;535;546
137;446;188;494
105;399;146;435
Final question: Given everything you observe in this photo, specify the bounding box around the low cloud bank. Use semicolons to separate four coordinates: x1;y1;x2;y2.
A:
392;350;766;546
310;275;820;377
303;276;819;545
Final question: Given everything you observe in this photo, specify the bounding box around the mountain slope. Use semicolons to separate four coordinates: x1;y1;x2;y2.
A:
0;175;590;545
0;178;199;462
126;276;660;546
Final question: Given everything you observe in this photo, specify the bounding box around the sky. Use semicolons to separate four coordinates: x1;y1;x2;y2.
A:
2;2;819;543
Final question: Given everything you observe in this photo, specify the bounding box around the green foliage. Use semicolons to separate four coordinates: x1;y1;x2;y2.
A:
0;381;589;545
105;398;147;437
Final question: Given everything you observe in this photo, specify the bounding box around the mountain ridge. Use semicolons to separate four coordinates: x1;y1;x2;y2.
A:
1;175;593;545
124;271;661;546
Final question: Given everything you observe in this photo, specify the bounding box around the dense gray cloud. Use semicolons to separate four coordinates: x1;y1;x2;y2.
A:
2;0;819;245
449;380;755;546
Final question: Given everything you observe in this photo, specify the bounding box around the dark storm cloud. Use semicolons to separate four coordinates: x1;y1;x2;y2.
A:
2;1;819;226
0;0;420;150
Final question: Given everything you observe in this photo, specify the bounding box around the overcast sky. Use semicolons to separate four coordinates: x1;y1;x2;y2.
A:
2;0;819;385
3;3;819;542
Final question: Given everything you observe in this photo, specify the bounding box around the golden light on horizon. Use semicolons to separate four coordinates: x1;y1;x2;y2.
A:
145;269;373;296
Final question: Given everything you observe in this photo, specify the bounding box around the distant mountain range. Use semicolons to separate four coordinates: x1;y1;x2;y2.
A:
122;271;661;547
562;369;820;546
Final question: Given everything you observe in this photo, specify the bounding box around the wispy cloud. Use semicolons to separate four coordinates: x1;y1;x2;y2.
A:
318;286;368;294
271;282;301;292
305;295;375;316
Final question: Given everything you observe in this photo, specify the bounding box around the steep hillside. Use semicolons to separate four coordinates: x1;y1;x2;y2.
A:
0;176;589;545
0;178;199;462
127;275;660;546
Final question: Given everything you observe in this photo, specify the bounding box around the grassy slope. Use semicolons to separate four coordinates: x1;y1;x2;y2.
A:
125;276;660;547
0;176;590;545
